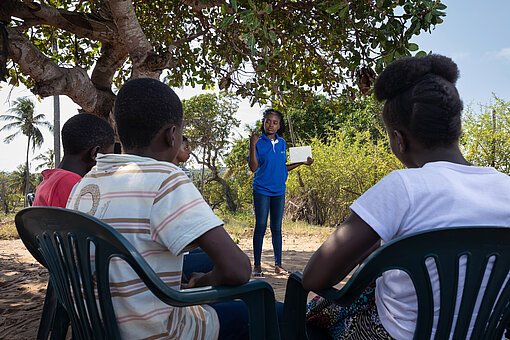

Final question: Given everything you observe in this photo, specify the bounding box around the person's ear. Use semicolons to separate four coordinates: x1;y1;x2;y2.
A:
164;125;178;147
393;130;407;153
88;146;101;162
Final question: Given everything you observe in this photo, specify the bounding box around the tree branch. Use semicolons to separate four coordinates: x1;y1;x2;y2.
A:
145;29;208;72
0;0;118;44
181;0;235;14
6;27;115;118
109;0;158;79
91;42;128;90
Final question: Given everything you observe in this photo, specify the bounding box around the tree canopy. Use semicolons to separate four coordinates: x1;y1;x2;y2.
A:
1;0;446;119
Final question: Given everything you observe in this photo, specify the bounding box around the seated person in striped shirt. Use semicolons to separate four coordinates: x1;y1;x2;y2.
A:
67;78;252;340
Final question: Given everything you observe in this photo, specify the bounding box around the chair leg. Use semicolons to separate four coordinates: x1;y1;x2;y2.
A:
281;274;310;340
37;281;69;340
37;281;57;340
243;289;281;340
505;319;510;339
49;303;70;340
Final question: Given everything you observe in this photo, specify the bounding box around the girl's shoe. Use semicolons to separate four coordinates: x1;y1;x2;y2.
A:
274;265;290;276
253;265;265;279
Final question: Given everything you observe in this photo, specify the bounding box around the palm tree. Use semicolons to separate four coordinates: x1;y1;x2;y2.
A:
0;97;52;206
9;164;38;198
34;149;55;171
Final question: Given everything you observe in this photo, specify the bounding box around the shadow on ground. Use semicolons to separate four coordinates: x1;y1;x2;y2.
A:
0;239;322;339
0;249;48;339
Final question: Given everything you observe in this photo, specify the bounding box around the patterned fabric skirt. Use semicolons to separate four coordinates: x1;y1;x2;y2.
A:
306;283;394;340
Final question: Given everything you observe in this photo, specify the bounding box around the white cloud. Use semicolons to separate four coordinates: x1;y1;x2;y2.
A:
496;48;510;61
449;52;470;61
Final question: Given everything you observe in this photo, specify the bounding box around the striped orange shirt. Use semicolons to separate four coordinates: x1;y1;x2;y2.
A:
67;154;222;339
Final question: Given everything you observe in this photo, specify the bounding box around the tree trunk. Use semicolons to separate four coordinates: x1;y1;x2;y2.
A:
200;148;206;194
54;95;61;167
0;179;7;214
25;134;31;207
213;176;237;212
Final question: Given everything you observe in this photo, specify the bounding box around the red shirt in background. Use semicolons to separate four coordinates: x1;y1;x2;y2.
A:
33;169;82;208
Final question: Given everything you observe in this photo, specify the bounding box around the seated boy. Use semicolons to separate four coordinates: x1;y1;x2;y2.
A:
32;112;115;338
67;78;252;340
33;113;115;207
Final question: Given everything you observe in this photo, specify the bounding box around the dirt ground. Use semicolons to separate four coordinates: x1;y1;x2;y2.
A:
0;233;333;339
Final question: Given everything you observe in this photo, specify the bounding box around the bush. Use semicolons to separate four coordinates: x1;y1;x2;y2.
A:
461;96;510;174
223;138;254;211
285;130;401;226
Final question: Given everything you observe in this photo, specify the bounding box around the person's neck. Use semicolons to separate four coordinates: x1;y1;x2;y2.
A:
58;155;89;177
410;145;471;168
123;147;172;163
265;132;277;140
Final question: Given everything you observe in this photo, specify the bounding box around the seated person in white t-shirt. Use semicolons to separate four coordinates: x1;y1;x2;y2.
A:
67;78;252;340
301;54;510;339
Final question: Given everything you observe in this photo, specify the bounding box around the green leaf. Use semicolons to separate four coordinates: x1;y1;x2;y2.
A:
269;31;277;43
339;6;349;18
415;50;427;57
248;35;255;47
220;15;235;28
425;12;432;23
408;43;419;51
231;0;238;12
326;3;342;14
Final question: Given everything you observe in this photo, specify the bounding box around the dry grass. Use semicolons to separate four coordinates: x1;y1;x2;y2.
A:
219;210;335;244
0;210;336;241
0;213;18;239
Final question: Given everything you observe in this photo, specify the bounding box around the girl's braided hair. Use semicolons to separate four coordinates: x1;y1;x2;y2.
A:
374;54;463;148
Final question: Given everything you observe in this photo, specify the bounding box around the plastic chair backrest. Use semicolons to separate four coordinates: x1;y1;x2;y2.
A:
283;226;510;340
332;227;510;339
16;207;281;340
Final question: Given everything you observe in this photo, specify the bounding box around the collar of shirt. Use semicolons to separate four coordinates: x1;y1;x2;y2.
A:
261;132;281;152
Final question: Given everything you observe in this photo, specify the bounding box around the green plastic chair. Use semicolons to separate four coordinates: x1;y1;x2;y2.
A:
281;226;510;340
16;207;280;340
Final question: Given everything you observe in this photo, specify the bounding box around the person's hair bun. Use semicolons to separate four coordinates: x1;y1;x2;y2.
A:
374;54;460;101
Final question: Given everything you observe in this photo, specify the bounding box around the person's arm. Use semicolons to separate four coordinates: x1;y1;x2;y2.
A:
248;131;259;172
185;226;251;288
302;212;380;291
287;156;314;171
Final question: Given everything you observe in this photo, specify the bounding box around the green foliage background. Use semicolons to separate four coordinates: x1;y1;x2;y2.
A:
285;131;401;226
461;96;510;174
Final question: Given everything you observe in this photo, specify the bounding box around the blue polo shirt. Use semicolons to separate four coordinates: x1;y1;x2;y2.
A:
252;133;288;196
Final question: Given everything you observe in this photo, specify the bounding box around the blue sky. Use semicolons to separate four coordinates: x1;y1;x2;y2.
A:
411;0;510;107
1;1;509;171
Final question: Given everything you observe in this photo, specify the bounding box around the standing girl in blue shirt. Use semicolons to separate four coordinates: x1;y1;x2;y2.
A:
248;109;313;278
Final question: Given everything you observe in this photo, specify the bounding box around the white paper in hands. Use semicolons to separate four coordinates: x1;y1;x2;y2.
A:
289;146;312;164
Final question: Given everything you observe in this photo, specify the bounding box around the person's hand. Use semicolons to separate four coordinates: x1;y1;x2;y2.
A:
304;156;314;166
250;131;260;145
183;272;207;289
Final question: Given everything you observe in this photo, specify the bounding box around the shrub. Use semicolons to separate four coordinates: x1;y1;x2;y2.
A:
461;96;510;174
285;130;401;226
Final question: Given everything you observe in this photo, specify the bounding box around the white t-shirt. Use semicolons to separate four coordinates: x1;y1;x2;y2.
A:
350;161;510;339
67;154;222;340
